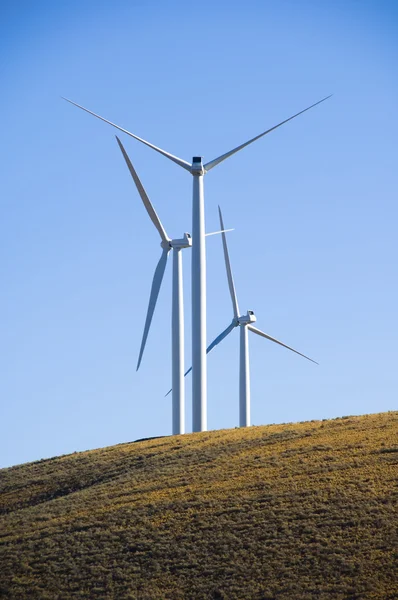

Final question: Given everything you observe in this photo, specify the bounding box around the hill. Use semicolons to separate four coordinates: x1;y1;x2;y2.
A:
1;412;397;599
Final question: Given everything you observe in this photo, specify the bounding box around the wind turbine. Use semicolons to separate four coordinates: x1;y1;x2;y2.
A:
116;136;231;435
181;206;318;428
115;136;189;435
63;94;331;432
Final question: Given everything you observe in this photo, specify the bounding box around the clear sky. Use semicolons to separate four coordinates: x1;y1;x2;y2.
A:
1;0;397;468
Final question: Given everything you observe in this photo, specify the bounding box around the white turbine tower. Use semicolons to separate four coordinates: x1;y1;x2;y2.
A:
63;94;331;432
183;206;318;427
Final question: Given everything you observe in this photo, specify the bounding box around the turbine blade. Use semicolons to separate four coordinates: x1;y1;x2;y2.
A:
116;136;170;244
204;95;333;172
206;321;237;354
218;206;239;318
137;248;170;370
165;321;237;396
205;228;234;237
247;325;318;364
62;97;192;172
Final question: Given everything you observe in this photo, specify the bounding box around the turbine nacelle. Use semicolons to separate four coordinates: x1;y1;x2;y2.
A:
170;233;192;250
191;156;205;176
238;310;257;326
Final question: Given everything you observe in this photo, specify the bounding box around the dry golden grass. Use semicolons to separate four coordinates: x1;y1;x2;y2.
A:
1;412;397;599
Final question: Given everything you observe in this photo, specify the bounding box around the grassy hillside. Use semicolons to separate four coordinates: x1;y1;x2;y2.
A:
1;412;397;600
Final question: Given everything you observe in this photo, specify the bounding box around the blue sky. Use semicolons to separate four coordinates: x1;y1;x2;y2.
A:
1;0;397;468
